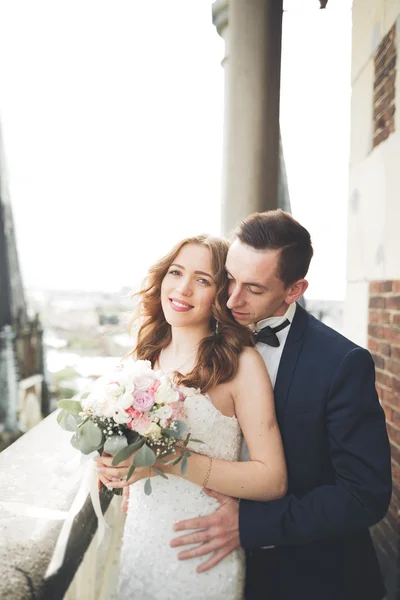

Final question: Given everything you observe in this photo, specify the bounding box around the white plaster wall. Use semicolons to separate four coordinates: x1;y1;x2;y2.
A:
344;0;400;345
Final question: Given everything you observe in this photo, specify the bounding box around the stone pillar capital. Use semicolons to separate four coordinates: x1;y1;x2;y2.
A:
212;0;229;38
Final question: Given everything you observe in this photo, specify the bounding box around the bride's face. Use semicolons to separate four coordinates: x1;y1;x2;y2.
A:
161;244;217;329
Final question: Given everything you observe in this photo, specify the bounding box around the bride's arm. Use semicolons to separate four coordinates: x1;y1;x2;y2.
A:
165;347;287;502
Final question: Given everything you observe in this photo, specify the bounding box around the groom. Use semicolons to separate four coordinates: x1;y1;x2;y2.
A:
171;210;392;600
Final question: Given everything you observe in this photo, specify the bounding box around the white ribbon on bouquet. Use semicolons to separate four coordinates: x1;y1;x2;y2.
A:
44;450;108;579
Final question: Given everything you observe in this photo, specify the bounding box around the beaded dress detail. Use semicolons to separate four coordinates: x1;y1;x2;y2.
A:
118;388;245;600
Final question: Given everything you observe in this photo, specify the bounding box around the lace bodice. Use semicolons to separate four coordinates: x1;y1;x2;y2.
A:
184;390;242;461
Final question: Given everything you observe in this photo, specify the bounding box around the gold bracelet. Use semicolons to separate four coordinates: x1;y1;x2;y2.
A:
202;457;213;488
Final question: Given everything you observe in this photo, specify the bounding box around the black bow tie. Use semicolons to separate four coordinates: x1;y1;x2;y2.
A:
254;319;290;347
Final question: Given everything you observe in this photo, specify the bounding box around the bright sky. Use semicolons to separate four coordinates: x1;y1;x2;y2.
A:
0;0;352;300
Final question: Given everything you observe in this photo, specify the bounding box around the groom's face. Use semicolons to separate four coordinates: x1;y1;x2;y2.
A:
225;240;292;326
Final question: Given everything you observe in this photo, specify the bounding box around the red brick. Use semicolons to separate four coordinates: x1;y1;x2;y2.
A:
392;347;400;361
371;353;386;369
392;281;400;293
368;338;380;352
387;422;400;446
369;324;385;338
382;403;394;422
387;296;400;310
369;282;382;294
386;359;400;378
376;371;394;388
369;310;391;324
392;314;400;326
392;410;400;430
369;296;387;309
379;343;391;357
390;440;400;464
383;327;400;344
380;387;399;407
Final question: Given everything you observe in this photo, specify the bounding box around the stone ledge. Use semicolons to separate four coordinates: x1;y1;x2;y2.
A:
0;411;112;600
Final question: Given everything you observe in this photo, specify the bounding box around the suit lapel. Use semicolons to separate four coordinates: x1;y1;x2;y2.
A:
274;303;309;418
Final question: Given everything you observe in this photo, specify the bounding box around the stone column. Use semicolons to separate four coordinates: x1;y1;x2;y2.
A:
212;0;285;236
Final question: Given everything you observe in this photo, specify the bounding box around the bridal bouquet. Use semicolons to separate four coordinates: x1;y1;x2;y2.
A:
57;359;197;495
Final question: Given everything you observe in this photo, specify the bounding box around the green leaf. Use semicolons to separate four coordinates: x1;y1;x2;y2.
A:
78;420;103;453
153;467;168;480
163;419;188;439
181;455;188;475
70;432;81;450
144;478;152;495
133;444;156;468
185;451;191;457
188;439;203;444
56;409;66;425
126;464;136;480
57;399;83;414
80;392;90;400
112;438;144;465
172;455;182;466
60;412;78;432
104;435;128;455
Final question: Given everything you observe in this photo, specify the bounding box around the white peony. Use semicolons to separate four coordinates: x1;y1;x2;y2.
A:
155;380;180;405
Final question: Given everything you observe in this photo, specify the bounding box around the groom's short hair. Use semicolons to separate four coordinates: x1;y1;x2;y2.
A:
234;209;313;287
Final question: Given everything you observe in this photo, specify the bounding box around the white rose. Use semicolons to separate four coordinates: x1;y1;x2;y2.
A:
117;391;134;410
113;407;130;424
145;422;162;440
133;375;156;390
153;404;173;421
155;381;180;405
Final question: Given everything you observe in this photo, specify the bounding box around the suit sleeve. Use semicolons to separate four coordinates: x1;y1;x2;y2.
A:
239;347;392;548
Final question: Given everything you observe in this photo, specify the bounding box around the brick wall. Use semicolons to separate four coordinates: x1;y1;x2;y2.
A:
368;280;400;599
373;23;397;149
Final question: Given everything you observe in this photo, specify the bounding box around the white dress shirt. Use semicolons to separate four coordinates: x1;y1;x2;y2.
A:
239;302;297;461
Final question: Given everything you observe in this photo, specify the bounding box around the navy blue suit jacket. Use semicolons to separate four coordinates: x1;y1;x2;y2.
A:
240;304;392;600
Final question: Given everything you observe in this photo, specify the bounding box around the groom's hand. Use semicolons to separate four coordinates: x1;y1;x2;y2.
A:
170;489;240;572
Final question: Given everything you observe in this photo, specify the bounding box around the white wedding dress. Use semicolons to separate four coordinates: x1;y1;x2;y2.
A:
118;390;245;600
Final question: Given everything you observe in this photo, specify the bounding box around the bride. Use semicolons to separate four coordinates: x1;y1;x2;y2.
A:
96;234;287;600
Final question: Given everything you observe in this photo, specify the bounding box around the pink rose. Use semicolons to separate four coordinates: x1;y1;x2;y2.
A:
147;380;161;395
170;401;185;421
133;390;155;413
130;414;152;435
126;407;141;418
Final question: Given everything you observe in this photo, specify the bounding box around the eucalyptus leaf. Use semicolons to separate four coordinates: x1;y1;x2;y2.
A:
57;399;83;414
172;456;182;466
133;444;156;468
104;435;128;455
188;439;203;444
144;478;152;495
56;409;66;425
153;467;168;480
185;451;191;457
181;455;188;475
126;465;136;480
78;434;97;455
113;438;144;465
79;420;103;453
174;420;188;437
70;432;81;450
60;412;78;432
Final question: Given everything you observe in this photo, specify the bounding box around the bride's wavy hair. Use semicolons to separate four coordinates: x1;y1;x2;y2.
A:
129;234;254;392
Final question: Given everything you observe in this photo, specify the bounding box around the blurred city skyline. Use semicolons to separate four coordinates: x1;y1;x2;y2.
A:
0;0;352;299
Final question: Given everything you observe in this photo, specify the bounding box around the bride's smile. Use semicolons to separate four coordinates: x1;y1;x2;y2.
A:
161;243;217;330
